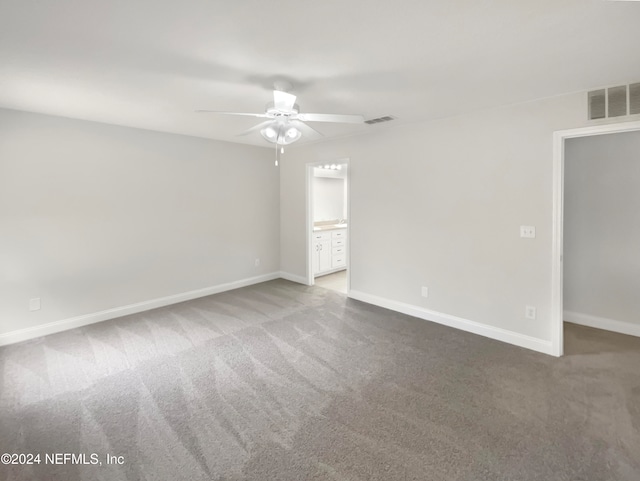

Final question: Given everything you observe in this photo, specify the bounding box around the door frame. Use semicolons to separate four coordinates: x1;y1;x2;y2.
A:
551;120;640;356
306;158;351;292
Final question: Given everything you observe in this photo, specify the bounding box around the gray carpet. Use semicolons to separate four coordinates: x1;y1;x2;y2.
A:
0;279;638;481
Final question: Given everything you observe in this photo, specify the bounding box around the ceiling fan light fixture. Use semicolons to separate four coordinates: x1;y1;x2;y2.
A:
278;128;301;144
283;126;301;144
261;122;302;145
261;126;277;141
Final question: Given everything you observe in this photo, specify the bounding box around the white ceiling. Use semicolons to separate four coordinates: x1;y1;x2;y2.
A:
1;0;639;147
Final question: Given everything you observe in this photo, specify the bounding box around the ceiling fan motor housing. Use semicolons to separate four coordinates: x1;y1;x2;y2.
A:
265;101;300;116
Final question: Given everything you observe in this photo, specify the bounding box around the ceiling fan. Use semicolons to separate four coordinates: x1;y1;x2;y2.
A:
196;88;364;146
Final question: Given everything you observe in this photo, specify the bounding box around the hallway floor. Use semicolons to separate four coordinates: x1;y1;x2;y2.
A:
314;269;347;293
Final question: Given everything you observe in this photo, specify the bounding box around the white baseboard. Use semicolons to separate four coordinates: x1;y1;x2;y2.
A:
348;290;556;356
279;271;310;285
313;267;346;278
564;310;640;338
0;272;280;347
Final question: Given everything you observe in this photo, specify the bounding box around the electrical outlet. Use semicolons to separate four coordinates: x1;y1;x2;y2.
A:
254;258;260;267
29;298;41;311
520;226;536;238
421;286;429;298
525;305;536;320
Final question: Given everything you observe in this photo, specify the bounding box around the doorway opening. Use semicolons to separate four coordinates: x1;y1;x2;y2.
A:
562;130;640;345
306;159;350;294
551;121;640;356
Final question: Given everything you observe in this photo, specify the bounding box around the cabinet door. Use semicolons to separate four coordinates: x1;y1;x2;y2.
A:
312;243;320;274
318;240;332;272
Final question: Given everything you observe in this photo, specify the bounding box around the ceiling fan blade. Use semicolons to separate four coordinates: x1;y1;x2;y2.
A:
195;110;270;118
273;90;297;111
297;113;364;123
289;120;324;140
237;120;274;137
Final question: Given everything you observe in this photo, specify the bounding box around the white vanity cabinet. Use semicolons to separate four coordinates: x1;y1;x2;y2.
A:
313;228;347;276
330;230;347;269
312;231;332;274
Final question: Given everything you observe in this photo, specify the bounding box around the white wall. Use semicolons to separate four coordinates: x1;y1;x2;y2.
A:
0;109;279;338
281;92;604;351
313;177;346;221
564;131;640;328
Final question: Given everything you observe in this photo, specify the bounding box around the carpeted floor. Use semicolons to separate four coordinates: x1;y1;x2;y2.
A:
0;279;638;481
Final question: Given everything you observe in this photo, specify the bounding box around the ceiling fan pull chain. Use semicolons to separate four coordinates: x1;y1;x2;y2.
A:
275;142;279;167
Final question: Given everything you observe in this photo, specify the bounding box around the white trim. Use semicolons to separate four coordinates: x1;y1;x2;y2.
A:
564;311;640;338
279;271;310;285
551;120;640;357
305;163;314;287
349;290;555;356
345;160;351;295
306;158;351;291
0;272;280;347
551;130;565;357
314;267;346;278
554;120;640;139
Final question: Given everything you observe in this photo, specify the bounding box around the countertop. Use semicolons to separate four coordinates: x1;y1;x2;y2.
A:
313;223;348;232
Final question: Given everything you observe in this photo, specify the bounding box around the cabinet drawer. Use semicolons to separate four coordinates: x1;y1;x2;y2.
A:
312;231;331;241
331;229;347;239
332;255;346;268
332;238;346;247
332;246;346;256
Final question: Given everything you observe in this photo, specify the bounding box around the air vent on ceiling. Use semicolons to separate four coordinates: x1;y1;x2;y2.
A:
365;115;396;125
588;82;640;120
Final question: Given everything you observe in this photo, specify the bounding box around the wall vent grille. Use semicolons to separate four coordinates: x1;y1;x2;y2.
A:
588;83;640;120
608;86;627;117
589;89;606;120
630;83;640;115
365;115;396;125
